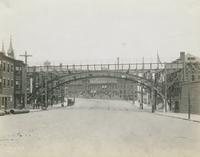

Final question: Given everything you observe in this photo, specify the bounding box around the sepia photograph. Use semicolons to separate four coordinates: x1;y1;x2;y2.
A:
0;0;200;156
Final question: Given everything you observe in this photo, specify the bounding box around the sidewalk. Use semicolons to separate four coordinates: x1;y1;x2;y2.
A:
155;111;200;123
29;103;69;113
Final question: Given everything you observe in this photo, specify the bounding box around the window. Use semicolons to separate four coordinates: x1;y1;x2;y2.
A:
7;79;10;87
15;66;21;71
2;97;4;106
7;63;10;72
3;79;6;87
5;97;7;107
15;80;20;89
188;57;195;61
11;65;13;72
11;80;13;87
0;78;2;87
3;63;6;71
15;80;19;85
192;75;195;81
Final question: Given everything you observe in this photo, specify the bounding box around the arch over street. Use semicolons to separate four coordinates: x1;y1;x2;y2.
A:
28;70;165;110
27;61;183;112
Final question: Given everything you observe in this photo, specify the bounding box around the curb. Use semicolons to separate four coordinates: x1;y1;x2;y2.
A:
155;112;200;124
29;105;69;113
0;111;5;116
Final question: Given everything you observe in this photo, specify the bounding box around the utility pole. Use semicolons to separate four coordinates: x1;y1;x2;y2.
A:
151;87;154;113
140;86;143;109
117;57;119;71
181;52;191;119
188;81;191;120
44;74;48;109
20;51;32;108
188;60;191;120
164;63;168;112
140;57;144;109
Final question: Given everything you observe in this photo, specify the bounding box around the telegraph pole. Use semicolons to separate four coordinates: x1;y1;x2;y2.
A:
140;57;144;109
181;52;191;120
20;51;32;108
188;60;191;120
164;63;167;112
188;81;191;120
117;57;119;71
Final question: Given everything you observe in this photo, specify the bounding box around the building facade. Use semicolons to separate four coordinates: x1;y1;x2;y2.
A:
66;78;137;101
0;52;15;110
0;39;26;110
14;60;26;108
167;52;200;114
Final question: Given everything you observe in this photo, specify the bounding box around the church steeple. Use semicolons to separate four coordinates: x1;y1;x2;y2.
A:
1;41;5;54
7;36;15;58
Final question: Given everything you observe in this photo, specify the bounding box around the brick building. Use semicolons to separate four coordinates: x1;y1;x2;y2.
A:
180;53;200;114
168;52;200;114
66;78;137;100
0;52;14;110
0;39;25;110
14;60;26;108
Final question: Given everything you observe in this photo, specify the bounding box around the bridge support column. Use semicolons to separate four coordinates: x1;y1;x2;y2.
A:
140;86;143;109
151;88;155;113
164;76;168;112
44;79;48;109
154;90;157;111
60;86;65;107
164;83;168;112
169;95;172;111
164;94;167;112
163;63;168;112
50;73;55;107
117;57;119;71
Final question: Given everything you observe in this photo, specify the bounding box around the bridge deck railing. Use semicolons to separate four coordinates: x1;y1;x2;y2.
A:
27;62;183;73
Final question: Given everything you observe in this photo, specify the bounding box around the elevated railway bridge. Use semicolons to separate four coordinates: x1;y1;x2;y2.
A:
27;62;183;112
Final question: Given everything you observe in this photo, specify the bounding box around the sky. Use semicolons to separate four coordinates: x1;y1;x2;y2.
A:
0;0;200;65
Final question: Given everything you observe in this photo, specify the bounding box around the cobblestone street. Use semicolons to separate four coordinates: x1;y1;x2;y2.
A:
0;98;200;157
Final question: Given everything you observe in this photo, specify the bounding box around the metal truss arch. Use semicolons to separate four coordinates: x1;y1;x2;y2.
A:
28;70;165;103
